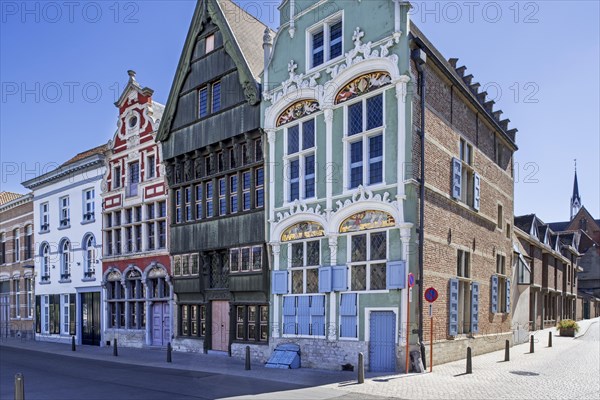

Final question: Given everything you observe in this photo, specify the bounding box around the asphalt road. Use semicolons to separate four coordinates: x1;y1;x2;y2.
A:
0;346;309;400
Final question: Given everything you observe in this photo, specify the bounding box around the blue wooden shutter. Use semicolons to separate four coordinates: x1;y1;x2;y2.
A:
471;281;479;334
283;296;296;335
272;270;288;294
340;293;357;338
448;278;459;336
452;157;462;199
491;275;498;313
506;279;511;313
473;173;481;211
310;295;325;336
318;266;332;293
297;296;311;335
386;260;406;289
332;265;348;291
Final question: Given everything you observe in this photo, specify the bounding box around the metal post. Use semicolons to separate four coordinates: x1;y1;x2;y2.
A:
429;314;433;373
530;335;534;353
548;331;552;348
405;299;410;374
358;353;365;384
466;347;472;374
167;342;172;363
113;338;118;357
504;340;510;362
14;373;24;400
245;346;251;370
71;336;76;352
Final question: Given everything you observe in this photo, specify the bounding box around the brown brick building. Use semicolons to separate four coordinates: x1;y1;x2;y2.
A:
0;191;35;338
410;23;518;365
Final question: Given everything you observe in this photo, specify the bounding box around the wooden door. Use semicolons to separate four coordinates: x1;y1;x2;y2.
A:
369;311;396;372
211;301;229;351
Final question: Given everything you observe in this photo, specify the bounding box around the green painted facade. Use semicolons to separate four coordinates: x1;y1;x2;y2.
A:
262;0;418;371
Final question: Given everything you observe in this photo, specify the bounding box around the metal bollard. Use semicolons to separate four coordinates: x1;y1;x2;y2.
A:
466;347;472;374
357;353;365;384
167;342;172;363
113;338;118;357
530;335;534;353
14;373;24;400
245;346;251;370
548;331;552;348
504;340;510;362
71;336;76;352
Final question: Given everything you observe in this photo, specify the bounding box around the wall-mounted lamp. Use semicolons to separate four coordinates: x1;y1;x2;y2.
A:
52;265;56;269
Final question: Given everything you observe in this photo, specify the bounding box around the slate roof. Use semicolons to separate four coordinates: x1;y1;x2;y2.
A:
218;0;274;80
514;214;535;234
548;221;570;232
0;191;23;206
61;144;109;167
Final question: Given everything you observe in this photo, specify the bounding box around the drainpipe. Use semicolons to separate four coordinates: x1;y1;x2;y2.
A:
411;46;427;369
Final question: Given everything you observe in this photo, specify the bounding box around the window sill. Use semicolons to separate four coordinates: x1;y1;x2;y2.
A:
232;340;269;345
282;334;326;340
40;280;51;285
57;225;71;231
81;219;96;225
38;229;50;235
58;279;72;284
81;277;96;282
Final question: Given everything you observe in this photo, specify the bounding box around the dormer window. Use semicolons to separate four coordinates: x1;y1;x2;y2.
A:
309;16;343;69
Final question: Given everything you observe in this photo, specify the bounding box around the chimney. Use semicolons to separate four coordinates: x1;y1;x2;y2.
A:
484;100;495;112
463;74;473;85
448;58;459;68
455;66;467;77
499;119;510;131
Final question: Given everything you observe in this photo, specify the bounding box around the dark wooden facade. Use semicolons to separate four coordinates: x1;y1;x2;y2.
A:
158;0;269;353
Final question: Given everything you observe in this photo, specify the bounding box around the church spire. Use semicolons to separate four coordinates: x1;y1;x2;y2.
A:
570;159;581;220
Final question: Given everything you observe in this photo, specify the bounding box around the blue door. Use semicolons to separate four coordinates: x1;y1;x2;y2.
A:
369;311;396;372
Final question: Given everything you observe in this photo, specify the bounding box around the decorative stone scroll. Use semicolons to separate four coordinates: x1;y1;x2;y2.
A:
335;71;392;104
281;221;325;242
339;210;395;233
107;270;122;281
276;99;320;127
148;266;166;278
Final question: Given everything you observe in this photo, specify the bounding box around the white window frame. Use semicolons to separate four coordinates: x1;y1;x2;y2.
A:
456;249;472;335
59;196;70;227
43;295;49;333
306;11;344;71
127;161;140;197
14;228;20;262
60;240;71;279
283;117;317;204
25;278;33;318
84;235;96;278
40;202;49;231
41;243;50;280
83;188;95;221
496;253;508;313
146;153;156;179
14;279;20;318
62;294;69;334
343;91;386;192
113;165;122;189
346;229;389;292
459;138;475;207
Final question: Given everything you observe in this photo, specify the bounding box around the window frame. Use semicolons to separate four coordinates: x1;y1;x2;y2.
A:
306;12;344;70
234;304;269;343
40;202;49;232
283;117;317;204
13;228;20;262
343;92;386;191
146;153;156;179
205;34;215;54
59;196;70;227
83;188;95;222
346;229;389;292
288;239;321;294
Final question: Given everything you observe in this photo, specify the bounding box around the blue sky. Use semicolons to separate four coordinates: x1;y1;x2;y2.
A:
1;0;598;223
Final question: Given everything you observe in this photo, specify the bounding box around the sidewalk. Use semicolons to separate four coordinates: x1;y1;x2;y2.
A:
2;318;598;400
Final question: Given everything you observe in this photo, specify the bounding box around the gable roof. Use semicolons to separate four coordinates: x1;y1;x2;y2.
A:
0;191;23;206
157;0;271;142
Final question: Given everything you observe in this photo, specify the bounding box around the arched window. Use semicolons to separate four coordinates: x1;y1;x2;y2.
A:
60;240;71;280
106;270;124;328
84;235;96;278
40;243;50;281
147;266;169;299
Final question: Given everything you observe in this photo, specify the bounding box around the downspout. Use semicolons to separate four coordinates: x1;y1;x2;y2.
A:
411;46;427;369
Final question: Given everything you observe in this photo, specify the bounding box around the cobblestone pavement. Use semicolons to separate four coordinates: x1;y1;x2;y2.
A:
326;318;600;400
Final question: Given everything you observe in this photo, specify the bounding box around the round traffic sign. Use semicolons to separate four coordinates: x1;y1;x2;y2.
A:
408;273;415;288
425;287;438;303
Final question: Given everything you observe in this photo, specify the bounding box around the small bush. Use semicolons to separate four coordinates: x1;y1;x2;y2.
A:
556;319;580;332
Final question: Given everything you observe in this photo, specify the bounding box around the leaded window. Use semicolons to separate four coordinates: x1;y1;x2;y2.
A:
349;231;387;291
289;240;320;294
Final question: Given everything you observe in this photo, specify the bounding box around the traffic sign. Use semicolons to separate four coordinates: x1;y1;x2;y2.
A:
425;287;438;303
408;273;415;288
